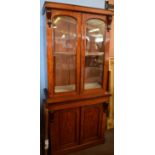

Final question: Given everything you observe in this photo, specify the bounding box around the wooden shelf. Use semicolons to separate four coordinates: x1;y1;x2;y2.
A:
54;52;76;56
55;84;75;93
85;66;102;69
85;52;104;56
84;82;101;90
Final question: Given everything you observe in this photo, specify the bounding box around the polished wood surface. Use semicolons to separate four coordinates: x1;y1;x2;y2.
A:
109;16;114;57
46;92;110;104
43;2;114;16
46;10;53;97
80;104;103;143
48;103;107;155
43;2;113;155
49;108;80;153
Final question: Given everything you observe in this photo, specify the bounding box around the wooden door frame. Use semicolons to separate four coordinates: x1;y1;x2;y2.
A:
80;13;109;96
46;10;82;98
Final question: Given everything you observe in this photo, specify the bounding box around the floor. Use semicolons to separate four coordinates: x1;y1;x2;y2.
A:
69;129;114;155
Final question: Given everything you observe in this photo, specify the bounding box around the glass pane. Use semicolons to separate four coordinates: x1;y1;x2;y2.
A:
53;16;77;93
84;19;106;90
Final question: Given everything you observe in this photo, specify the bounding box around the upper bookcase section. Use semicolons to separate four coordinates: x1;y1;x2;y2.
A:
43;1;114;16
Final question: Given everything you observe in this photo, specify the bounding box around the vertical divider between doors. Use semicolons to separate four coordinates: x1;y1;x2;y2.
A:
77;12;82;95
80;13;85;94
78;13;83;144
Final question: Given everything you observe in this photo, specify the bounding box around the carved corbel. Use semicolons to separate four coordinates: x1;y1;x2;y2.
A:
49;110;55;123
107;15;113;31
102;102;109;116
46;9;52;28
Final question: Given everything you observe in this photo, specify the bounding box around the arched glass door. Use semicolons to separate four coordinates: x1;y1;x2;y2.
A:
53;16;77;93
84;19;106;90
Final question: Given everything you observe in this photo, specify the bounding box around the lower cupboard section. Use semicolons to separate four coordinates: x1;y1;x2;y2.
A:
48;103;107;155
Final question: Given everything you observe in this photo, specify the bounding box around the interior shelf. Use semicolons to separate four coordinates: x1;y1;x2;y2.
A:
85;52;104;56
85;66;102;70
54;52;76;56
84;82;101;89
55;84;75;93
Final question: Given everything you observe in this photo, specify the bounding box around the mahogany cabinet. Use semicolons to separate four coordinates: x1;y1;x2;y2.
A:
43;2;113;155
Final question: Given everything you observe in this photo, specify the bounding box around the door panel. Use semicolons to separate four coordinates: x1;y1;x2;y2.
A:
49;108;80;151
48;10;81;97
80;104;103;143
59;108;79;147
53;16;77;93
84;19;106;90
81;13;108;95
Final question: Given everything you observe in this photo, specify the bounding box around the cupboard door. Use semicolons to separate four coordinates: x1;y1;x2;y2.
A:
49;108;80;152
47;10;81;97
81;13;109;94
80;104;103;143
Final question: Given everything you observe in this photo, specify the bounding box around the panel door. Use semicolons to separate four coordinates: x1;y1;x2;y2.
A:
80;104;103;143
81;13;109;95
46;10;81;98
49;108;80;152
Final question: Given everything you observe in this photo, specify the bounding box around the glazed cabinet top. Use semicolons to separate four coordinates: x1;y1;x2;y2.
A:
43;2;113;104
